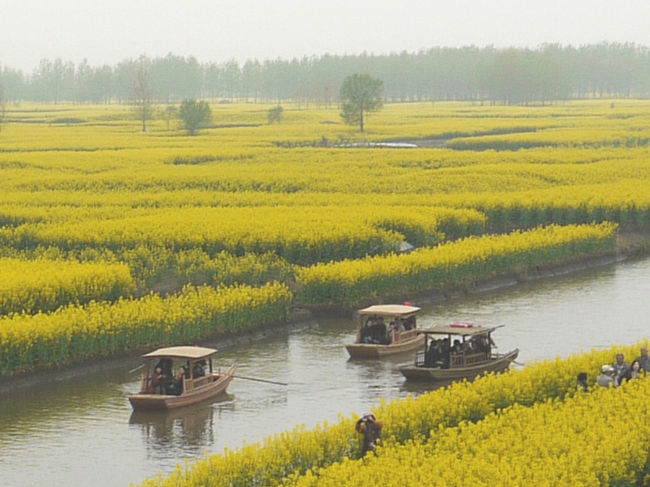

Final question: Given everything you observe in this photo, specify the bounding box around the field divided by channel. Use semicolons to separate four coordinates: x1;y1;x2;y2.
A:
0;101;648;372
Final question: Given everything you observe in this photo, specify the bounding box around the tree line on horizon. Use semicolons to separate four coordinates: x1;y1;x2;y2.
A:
0;43;648;106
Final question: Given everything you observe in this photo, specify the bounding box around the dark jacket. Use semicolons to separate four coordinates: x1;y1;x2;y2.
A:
356;418;383;456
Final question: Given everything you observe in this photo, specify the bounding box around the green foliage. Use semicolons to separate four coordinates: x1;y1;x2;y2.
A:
268;105;284;124
167;155;215;165
161;104;178;131
296;224;617;306
50;117;85;124
0;82;6;134
339;74;384;132
0;283;293;375
5;44;649;104
179;99;212;136
132;56;154;132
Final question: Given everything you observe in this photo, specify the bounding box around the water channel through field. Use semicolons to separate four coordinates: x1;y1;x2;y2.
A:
1;258;649;487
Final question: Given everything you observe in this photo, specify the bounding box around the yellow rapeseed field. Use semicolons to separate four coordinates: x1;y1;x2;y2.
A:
137;341;650;487
0;282;292;374
0;100;647;374
1;100;648;485
0;257;135;315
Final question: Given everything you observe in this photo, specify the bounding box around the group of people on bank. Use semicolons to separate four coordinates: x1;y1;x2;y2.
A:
578;347;649;391
150;358;207;395
358;348;649;457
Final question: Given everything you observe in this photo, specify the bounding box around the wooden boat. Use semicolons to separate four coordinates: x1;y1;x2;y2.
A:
128;346;235;411
345;304;425;358
400;323;518;381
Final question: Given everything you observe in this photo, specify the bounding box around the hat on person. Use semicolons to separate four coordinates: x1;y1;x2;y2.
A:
601;365;614;373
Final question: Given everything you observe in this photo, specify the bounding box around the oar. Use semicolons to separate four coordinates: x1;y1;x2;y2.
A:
129;363;146;374
234;375;288;386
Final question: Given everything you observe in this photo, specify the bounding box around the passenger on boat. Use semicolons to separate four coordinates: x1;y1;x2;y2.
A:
636;347;649;374
167;371;184;396
360;319;373;344
425;340;438;366
441;338;451;368
193;360;206;378
404;315;415;331
155;358;174;381
181;363;191;379
355;413;383;456
474;334;494;353
576;372;589;392
612;353;631;386
396;318;406;332
629;360;642;380
386;323;393;344
152;367;167;394
597;365;616;388
369;318;388;344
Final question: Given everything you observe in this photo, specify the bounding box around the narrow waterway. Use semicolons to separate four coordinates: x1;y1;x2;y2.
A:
1;258;649;487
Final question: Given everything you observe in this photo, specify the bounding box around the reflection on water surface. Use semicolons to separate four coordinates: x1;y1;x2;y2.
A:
0;258;648;487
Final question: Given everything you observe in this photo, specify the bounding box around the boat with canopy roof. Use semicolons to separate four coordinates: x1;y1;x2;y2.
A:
399;323;518;381
128;346;235;411
345;304;425;358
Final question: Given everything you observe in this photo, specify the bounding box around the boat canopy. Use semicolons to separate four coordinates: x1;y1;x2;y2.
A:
142;346;217;360
358;304;420;317
418;324;502;337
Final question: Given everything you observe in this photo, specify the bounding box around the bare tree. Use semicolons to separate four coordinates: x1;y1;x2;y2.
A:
0;81;7;134
161;102;177;131
132;56;154;132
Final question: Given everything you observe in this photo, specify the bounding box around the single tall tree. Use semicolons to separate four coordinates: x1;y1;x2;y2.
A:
339;74;383;132
132;56;154;132
178;99;212;135
267;105;283;124
0;81;6;134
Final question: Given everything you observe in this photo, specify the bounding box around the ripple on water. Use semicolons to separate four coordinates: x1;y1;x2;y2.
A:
1;258;649;487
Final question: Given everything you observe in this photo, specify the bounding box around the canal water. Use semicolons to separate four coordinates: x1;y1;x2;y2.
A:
1;258;649;487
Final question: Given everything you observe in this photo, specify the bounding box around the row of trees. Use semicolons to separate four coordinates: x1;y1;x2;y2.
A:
1;43;649;105
142;79;373;135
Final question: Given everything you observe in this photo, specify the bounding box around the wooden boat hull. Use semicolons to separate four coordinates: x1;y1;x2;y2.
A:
400;349;519;381
128;365;235;411
346;332;425;358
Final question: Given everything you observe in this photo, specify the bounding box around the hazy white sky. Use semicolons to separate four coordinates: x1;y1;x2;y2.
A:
1;0;649;72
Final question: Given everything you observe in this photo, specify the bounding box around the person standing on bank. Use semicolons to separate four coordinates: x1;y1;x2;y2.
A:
597;365;616;388
629;360;642;380
576;372;589;392
612;353;631;386
355;413;383;456
636;347;649;375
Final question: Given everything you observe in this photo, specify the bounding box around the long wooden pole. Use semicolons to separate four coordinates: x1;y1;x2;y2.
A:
128;363;145;374
234;375;288;386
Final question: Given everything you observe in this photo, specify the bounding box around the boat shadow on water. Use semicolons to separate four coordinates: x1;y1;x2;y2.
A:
399;378;454;396
398;365;517;396
129;393;235;447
